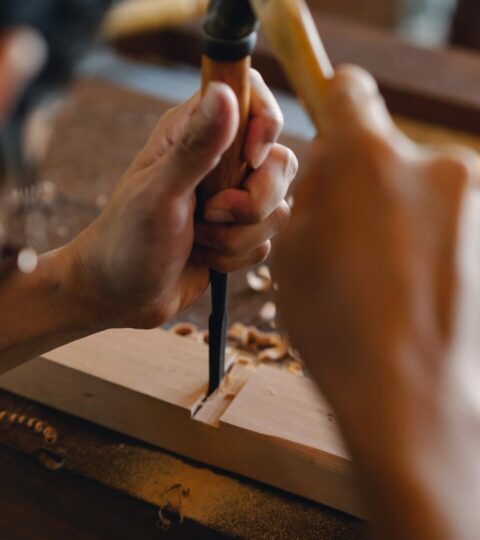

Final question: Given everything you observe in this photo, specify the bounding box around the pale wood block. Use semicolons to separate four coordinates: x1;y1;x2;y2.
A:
0;329;364;517
216;365;363;517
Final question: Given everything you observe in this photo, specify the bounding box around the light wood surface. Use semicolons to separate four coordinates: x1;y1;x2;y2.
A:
0;328;363;517
102;0;207;40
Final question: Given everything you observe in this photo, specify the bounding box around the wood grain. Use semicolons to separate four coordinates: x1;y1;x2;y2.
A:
199;56;251;202
0;328;363;518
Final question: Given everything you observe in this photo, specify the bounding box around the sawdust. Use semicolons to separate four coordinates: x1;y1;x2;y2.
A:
76;440;362;539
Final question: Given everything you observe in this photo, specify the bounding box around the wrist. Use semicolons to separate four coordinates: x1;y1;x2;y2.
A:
47;243;109;334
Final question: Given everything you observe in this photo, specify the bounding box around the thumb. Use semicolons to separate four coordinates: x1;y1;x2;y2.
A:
324;65;395;141
161;82;239;194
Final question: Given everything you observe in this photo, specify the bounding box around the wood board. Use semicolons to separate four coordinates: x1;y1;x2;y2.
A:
0;328;363;518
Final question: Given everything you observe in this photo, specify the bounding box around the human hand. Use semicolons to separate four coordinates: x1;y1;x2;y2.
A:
273;66;480;538
70;70;297;330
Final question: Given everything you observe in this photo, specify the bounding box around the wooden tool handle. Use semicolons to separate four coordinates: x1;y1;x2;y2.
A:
250;0;333;134
102;0;208;40
198;55;251;204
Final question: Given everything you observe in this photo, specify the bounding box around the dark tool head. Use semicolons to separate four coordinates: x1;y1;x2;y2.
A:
0;0;113;189
203;0;258;62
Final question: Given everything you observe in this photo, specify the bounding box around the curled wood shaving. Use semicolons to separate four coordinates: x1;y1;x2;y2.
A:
0;410;59;445
169;322;198;338
257;339;289;363
246;265;272;292
247;327;283;348
236;356;253;366
36;448;66;471
171;318;305;375
157;484;190;531
228;322;250;348
288;361;304;376
259;301;276;322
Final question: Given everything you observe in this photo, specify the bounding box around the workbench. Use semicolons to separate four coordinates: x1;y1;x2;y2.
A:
3;13;480;538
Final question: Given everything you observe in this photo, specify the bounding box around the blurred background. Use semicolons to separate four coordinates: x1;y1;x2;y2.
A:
21;0;480;256
308;0;474;48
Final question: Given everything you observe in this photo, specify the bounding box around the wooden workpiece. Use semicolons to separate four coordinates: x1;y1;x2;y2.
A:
0;389;364;539
0;327;361;517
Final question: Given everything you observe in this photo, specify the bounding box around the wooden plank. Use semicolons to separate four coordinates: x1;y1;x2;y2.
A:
217;365;359;516
113;13;480;133
0;390;363;540
0;329;363;517
307;0;397;28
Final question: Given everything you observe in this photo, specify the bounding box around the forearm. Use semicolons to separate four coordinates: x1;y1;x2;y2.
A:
0;245;102;374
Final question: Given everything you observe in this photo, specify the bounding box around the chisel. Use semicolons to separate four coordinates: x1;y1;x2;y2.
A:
199;0;258;396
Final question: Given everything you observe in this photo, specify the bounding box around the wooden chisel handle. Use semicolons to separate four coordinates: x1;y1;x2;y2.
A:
198;55;252;203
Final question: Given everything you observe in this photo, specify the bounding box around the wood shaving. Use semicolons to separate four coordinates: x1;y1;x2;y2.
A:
0;409;59;445
246;265;272;292
259;301;276;322
171;317;305;375
258;339;289;363
288;361;304;376
236;356;253;366
247;327;283;348
228;322;250;348
169;322;198;338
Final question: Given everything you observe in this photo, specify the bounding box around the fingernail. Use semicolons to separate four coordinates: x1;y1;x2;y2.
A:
251;143;273;170
8;29;48;79
201;83;223;119
204;209;235;223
